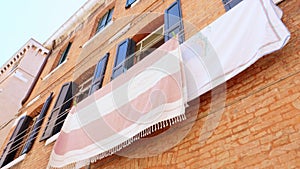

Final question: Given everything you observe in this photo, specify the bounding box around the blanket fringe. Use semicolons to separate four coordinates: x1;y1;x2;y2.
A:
54;113;187;169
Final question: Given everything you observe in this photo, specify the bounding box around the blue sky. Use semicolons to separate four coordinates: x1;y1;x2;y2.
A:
0;0;87;67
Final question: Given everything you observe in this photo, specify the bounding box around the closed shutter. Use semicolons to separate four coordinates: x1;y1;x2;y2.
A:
0;116;32;167
21;93;53;154
111;39;136;79
40;82;74;141
89;53;109;95
222;0;243;11
164;0;184;43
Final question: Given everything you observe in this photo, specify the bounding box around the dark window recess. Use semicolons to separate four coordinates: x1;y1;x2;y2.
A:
21;93;53;154
125;0;137;8
40;82;75;141
111;39;136;80
222;0;243;11
89;53;109;95
95;8;114;34
164;0;184;43
57;42;72;66
0;116;32;167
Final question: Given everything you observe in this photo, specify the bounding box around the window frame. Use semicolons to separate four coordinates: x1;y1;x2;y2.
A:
40;82;74;141
0;116;32;167
95;8;114;34
21;93;53;154
57;42;72;67
164;0;184;43
75;77;93;103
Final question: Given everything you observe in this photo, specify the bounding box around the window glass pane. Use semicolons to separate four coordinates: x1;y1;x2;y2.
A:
107;8;114;23
58;42;72;66
100;13;109;27
54;84;69;108
164;1;184;43
167;3;180;28
126;0;137;8
96;12;108;33
94;62;102;79
112;65;124;79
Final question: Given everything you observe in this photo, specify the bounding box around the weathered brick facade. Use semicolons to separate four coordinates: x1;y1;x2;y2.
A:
0;0;299;168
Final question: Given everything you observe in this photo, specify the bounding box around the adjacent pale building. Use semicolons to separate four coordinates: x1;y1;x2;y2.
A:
0;39;48;149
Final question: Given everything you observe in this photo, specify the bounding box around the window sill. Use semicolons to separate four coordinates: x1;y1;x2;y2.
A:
45;132;60;146
273;0;284;4
26;95;41;108
82;21;113;49
130;0;140;8
42;60;67;81
1;154;26;169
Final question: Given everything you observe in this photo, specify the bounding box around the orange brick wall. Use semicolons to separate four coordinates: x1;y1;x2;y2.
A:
3;0;298;168
88;0;300;168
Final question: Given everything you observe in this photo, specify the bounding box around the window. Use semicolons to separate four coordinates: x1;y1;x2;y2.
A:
76;77;93;103
21;93;53;154
164;0;184;43
135;25;165;62
222;0;243;11
57;42;72;67
111;39;136;79
125;0;137;8
89;53;109;95
40;82;74;141
0;116;32;167
95;8;114;34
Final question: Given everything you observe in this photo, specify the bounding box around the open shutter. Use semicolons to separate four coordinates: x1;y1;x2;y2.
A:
21;93;53;154
40;82;74;141
89;53;109;95
0;116;32;167
222;0;243;11
164;0;184;43
111;39;136;79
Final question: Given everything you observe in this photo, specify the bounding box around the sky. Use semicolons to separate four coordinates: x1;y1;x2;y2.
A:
0;0;88;67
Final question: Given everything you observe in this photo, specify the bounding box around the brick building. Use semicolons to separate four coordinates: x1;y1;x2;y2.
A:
0;0;299;168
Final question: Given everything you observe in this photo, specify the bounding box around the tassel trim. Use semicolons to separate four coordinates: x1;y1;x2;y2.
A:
48;113;187;169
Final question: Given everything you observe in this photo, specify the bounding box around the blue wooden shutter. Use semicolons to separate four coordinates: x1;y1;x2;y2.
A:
164;0;184;43
0;116;32;167
89;53;109;95
111;39;135;79
40;82;74;141
125;0;137;9
21;93;53;154
222;0;243;11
